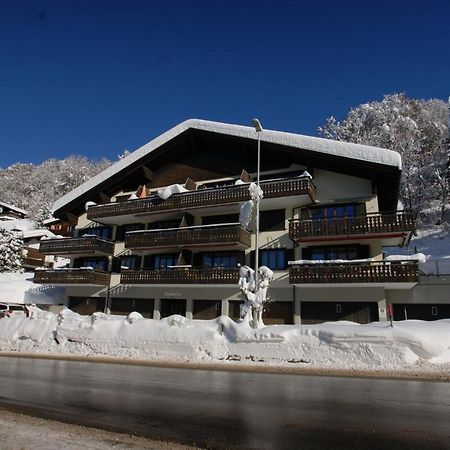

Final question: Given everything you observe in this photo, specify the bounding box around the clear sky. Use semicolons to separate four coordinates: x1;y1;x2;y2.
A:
0;0;448;168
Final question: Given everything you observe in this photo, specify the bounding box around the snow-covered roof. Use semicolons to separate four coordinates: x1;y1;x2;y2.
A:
22;229;56;240
0;201;28;216
53;119;402;214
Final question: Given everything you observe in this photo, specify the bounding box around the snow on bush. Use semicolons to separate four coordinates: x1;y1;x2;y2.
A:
0;228;23;272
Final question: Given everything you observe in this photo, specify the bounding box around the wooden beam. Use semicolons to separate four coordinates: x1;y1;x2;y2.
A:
240;169;252;182
184;177;197;191
98;192;111;204
142;166;153;181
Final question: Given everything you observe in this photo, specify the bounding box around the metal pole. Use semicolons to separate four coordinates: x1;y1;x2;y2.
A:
255;130;261;285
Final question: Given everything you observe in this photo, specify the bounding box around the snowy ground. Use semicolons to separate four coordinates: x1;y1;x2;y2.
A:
0;407;197;450
1;307;450;378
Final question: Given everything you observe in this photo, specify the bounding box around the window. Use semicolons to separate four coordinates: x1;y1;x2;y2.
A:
201;252;238;269
115;223;145;241
120;255;141;270
202;214;239;226
74;257;108;271
336;304;342;314
260;249;286;270
311;204;356;221
259;210;285;231
431;306;438;316
155;255;178;268
304;245;368;261
78;226;111;239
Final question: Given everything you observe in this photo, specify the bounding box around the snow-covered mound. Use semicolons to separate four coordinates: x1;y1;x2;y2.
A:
1;307;450;373
0;272;64;305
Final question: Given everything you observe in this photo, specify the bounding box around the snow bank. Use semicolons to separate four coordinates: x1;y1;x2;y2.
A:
0;272;64;305
1;308;450;373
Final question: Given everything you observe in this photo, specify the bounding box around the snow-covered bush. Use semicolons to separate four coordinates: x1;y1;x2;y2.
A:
0;228;23;272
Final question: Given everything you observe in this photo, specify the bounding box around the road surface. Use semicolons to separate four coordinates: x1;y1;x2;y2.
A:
0;357;449;449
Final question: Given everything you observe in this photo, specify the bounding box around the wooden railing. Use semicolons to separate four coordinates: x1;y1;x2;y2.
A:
289;211;415;241
125;224;251;250
121;268;239;284
33;269;111;285
87;177;315;220
289;261;419;284
39;237;114;255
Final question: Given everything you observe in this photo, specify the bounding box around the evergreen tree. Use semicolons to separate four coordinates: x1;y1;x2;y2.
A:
0;229;23;272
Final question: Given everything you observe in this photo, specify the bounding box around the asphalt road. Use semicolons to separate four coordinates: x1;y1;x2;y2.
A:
0;357;449;449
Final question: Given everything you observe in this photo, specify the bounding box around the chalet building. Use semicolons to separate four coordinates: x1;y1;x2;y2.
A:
43;217;75;237
0;201;28;221
34;119;422;323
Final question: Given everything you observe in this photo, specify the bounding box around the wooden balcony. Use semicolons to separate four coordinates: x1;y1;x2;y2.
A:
87;176;316;222
121;268;239;285
39;236;114;256
125;223;251;251
289;212;415;243
289;260;419;284
33;269;111;286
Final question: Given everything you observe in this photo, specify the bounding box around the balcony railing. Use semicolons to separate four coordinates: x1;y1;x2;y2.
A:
33;269;111;285
121;268;239;284
38;236;114;255
289;260;419;284
289;211;415;242
125;223;251;250
87;176;316;221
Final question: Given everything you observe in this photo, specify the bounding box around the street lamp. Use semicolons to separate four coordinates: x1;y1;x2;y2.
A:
252;118;263;290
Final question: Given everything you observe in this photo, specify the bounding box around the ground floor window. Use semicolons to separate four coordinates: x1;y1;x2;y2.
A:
193;300;222;320
110;298;154;318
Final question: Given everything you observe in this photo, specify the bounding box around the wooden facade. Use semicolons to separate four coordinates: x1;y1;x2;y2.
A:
125;224;251;251
121;268;239;285
39;236;114;255
87;176;315;222
289;261;419;284
34;269;111;286
289;211;415;242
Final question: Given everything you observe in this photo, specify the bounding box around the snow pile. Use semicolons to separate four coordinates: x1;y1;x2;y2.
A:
0;272;64;305
157;184;188;200
1;308;450;373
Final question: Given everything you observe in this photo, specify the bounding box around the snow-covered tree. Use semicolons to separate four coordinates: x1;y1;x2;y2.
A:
319;94;449;223
0;229;23;272
0;155;111;220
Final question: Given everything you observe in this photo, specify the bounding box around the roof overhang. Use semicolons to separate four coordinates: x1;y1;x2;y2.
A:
53;119;402;219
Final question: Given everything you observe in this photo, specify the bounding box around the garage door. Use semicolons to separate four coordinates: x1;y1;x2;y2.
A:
301;301;379;324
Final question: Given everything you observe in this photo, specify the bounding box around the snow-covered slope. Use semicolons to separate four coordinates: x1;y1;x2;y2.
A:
0;272;64;305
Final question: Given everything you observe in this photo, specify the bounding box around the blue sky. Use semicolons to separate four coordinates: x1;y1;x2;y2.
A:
0;0;448;167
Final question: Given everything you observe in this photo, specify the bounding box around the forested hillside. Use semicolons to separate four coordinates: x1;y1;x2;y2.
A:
319;94;449;224
0;156;111;224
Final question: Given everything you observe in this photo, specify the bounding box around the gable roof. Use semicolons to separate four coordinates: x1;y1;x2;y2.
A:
0;201;28;216
53;119;402;216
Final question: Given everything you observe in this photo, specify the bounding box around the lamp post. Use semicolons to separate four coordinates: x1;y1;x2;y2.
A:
252;118;263;296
